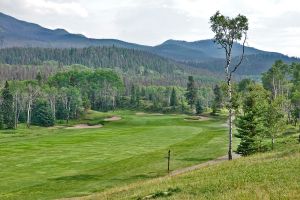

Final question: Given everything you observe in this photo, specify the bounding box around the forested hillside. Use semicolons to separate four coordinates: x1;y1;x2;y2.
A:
0;46;220;86
1;12;299;76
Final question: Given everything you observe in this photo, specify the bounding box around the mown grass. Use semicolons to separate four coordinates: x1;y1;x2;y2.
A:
86;132;300;200
0;110;230;200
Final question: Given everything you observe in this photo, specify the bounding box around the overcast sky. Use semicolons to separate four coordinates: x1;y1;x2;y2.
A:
1;0;300;57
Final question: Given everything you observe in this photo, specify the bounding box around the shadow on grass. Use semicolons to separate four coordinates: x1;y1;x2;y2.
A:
50;174;99;181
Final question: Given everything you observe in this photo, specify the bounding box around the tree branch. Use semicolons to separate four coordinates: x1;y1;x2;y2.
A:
230;33;247;78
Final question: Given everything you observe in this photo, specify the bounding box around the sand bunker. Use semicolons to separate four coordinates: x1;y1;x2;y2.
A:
184;116;210;121
66;124;103;129
104;116;122;121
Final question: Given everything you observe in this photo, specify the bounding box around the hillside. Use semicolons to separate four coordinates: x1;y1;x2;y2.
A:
1;12;299;76
0;46;220;86
78;135;300;200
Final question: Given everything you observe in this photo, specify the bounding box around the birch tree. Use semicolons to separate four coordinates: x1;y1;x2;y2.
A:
24;81;40;128
210;11;248;160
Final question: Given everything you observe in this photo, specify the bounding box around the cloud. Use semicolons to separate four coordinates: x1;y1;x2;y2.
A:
0;0;88;18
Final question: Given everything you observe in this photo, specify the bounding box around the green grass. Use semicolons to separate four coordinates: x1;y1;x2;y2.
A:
0;111;231;200
87;132;300;200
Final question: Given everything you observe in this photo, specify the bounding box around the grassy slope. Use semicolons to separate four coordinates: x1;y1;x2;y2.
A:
84;133;300;200
0;111;230;200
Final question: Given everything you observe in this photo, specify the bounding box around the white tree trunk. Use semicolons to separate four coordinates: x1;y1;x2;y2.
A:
26;99;31;128
228;80;233;160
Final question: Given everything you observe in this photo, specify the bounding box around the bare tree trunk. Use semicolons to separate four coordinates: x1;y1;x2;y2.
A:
228;80;233;160
271;136;275;150
26;100;31;128
14;93;18;129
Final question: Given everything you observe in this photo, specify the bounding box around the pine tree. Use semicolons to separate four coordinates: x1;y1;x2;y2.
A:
0;113;3;129
32;100;54;127
196;100;204;115
235;84;268;156
185;76;197;109
1;81;15;129
170;88;177;107
36;72;43;85
130;84;136;106
212;85;223;115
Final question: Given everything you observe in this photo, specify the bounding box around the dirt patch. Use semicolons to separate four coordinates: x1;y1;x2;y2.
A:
169;153;241;176
104;116;122;121
184;116;210;121
48;125;65;129
65;124;103;129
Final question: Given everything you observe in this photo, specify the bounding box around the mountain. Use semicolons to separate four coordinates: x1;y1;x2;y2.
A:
152;39;267;61
0;12;299;76
0;12;147;50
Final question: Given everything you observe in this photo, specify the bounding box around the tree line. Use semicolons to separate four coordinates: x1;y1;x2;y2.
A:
0;65;214;129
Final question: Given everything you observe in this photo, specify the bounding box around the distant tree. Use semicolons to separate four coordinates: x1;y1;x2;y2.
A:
212;85;223;114
32;100;54;127
23;81;40;128
265;98;285;150
262;60;289;99
1;81;15;129
170;88;177;108
238;79;255;92
0;113;3;129
185;76;197;109
210;11;248;160
235;84;268;156
130;84;136;106
36;72;43;85
196;100;204;115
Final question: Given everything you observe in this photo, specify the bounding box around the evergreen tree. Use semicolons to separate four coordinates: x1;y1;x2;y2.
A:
32;100;54;127
1;81;15;129
196;100;204;115
36;72;43;85
235;84;268;156
130;84;136;106
185;76;197;109
170;88;177;107
0;113;3;129
212;85;223;114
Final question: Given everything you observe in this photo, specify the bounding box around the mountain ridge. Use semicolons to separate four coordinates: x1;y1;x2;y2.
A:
0;11;299;75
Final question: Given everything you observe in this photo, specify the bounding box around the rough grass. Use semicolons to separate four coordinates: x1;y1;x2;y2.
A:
79;133;300;200
0;111;231;200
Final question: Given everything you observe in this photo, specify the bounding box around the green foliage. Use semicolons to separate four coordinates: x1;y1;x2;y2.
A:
210;11;248;45
185;76;197;109
196;100;204;115
170;88;177;107
235;84;269;155
212;85;223;114
31;100;54;127
262;60;290;98
0;113;3;129
1;81;15;129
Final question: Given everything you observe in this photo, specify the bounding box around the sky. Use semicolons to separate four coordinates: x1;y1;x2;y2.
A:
0;0;300;57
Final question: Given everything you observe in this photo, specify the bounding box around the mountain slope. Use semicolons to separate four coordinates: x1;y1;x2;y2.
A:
0;12;148;50
1;12;299;76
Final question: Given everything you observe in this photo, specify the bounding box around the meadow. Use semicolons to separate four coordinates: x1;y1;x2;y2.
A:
0;111;230;200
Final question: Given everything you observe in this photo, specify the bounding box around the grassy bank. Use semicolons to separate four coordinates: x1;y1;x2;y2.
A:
81;133;300;200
